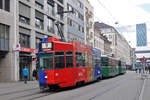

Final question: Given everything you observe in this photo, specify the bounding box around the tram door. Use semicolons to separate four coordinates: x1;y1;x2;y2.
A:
19;54;32;81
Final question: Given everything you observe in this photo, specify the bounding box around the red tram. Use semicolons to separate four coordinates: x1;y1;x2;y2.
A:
38;37;99;89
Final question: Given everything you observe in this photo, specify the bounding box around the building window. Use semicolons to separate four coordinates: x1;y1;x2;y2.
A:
57;0;63;4
82;27;84;33
19;15;30;25
36;38;42;49
67;18;72;26
35;1;43;10
47;0;54;6
5;0;10;11
57;4;63;20
78;25;81;32
35;18;44;30
47;17;55;33
47;2;54;16
109;35;112;39
77;1;83;9
0;23;9;51
0;0;10;12
0;0;3;9
78;13;84;21
35;10;44;30
19;2;30;24
19;33;30;48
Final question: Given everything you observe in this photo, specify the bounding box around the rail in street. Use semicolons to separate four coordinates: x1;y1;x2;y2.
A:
0;71;150;100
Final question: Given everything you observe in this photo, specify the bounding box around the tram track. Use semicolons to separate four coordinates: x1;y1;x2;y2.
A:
11;90;53;100
59;72;141;100
63;74;128;100
0;87;39;96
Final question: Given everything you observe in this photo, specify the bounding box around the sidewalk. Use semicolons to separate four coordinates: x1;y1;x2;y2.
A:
142;74;150;100
136;72;150;100
0;81;39;95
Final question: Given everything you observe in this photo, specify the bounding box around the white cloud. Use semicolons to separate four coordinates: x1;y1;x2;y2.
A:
89;0;150;26
89;0;150;48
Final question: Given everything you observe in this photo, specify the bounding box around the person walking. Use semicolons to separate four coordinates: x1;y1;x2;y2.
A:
22;66;29;84
148;65;150;74
32;69;37;81
135;67;138;73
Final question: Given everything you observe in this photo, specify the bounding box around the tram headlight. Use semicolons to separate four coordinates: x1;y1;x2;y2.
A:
44;76;48;79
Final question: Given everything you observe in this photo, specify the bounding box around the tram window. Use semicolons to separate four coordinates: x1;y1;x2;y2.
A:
83;53;86;67
66;51;73;68
101;57;109;66
55;51;65;69
39;53;53;70
95;57;101;67
75;52;86;67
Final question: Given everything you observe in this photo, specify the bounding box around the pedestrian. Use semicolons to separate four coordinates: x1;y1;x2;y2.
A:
145;66;148;74
148;65;150;74
32;69;37;81
22;66;29;84
139;67;141;74
135;67;138;73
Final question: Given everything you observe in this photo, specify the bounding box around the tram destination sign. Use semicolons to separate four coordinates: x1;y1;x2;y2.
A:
42;42;53;50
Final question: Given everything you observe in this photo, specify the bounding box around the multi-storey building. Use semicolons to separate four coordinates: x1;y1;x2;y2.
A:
103;36;112;55
0;0;15;82
0;0;66;81
94;22;112;55
84;0;94;46
95;22;132;65
65;0;84;43
136;23;147;47
94;23;104;54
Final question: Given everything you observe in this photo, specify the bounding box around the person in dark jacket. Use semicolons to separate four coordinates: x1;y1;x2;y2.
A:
148;65;150;74
32;69;37;81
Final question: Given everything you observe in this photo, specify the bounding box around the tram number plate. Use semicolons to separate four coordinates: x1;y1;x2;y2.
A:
42;43;52;49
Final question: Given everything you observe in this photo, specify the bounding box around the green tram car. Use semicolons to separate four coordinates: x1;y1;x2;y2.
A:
101;56;126;78
118;61;126;74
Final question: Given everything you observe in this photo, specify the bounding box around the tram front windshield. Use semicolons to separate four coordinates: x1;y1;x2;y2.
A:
39;53;53;70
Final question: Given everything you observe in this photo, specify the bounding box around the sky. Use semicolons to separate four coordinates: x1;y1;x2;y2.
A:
88;0;150;48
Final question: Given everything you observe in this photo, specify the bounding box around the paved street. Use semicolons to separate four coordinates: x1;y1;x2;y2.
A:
0;71;150;100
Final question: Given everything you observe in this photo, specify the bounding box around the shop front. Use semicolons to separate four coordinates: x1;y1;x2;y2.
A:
19;47;36;81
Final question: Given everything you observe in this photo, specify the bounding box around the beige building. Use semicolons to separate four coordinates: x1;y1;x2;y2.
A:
94;25;104;54
103;36;112;55
95;22;132;65
94;22;112;55
84;0;94;47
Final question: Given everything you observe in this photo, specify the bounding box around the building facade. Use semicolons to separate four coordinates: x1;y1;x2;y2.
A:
0;0;66;81
0;0;16;82
136;23;147;47
95;22;132;65
65;0;84;43
84;0;94;46
94;23;105;54
103;36;112;55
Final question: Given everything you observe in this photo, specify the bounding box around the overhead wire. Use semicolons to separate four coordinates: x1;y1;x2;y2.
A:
96;0;117;24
